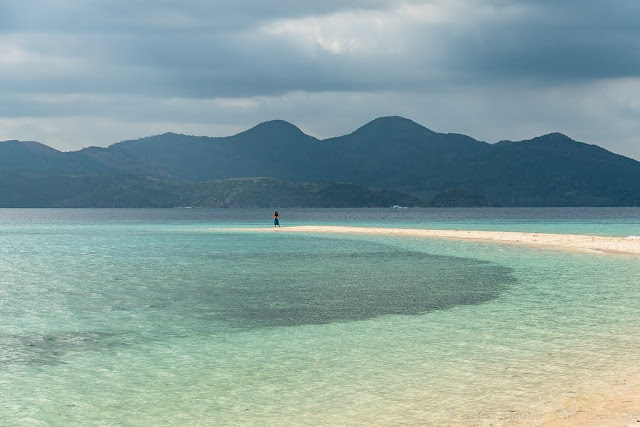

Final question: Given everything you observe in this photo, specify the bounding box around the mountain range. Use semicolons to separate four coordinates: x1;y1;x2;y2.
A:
2;116;639;207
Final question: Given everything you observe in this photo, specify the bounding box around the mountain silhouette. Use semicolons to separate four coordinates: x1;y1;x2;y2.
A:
1;116;639;206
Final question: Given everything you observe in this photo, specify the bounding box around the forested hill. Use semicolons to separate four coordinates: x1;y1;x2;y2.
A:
1;116;639;207
0;172;421;208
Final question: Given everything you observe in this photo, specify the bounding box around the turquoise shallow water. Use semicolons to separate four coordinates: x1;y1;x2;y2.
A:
1;208;640;426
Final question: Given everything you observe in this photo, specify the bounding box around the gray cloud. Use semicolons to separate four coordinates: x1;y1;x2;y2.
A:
1;0;397;33
449;0;640;83
1;0;639;160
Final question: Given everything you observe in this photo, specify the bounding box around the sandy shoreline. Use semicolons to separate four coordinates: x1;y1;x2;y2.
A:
231;225;640;257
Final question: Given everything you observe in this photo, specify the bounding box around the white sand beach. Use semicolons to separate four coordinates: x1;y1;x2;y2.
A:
235;225;640;257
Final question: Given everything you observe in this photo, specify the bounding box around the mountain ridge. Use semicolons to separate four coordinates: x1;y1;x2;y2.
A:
2;117;634;159
2;116;639;206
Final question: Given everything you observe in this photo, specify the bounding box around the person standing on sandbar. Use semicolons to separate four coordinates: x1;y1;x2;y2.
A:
273;211;280;228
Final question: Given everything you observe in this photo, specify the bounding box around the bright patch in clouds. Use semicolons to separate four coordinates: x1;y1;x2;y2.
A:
261;2;467;56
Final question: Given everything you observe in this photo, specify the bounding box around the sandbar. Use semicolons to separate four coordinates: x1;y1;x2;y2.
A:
234;225;640;257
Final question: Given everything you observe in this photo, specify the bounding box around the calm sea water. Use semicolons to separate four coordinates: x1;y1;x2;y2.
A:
1;208;639;426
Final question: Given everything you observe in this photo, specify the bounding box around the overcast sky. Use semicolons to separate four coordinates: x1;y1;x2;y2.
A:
2;0;639;159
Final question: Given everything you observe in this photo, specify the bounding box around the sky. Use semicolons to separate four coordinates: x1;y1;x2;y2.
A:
1;0;639;159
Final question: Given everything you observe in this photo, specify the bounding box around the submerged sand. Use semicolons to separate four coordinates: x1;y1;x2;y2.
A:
228;225;640;424
539;385;640;426
239;225;640;257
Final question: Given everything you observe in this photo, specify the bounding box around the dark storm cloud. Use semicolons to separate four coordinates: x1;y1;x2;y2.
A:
3;0;638;99
1;0;401;99
449;0;640;83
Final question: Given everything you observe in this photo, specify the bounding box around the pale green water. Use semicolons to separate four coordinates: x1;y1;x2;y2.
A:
1;208;639;426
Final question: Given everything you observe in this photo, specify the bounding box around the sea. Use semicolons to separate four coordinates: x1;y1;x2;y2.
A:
1;208;640;426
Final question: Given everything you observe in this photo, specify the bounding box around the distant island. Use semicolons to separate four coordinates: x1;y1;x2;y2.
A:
1;116;640;207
